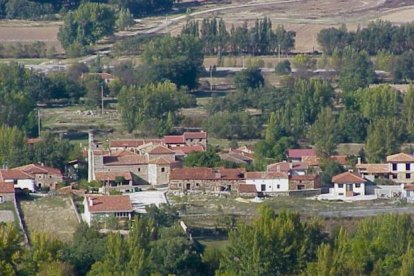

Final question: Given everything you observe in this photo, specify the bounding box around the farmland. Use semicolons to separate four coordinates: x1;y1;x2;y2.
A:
20;196;79;242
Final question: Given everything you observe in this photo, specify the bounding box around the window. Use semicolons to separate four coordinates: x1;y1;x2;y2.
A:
297;185;305;190
277;184;280;189
161;167;165;173
196;183;199;187
393;174;398;179
338;184;343;188
392;163;397;171
355;183;361;188
406;173;411;179
49;175;52;179
13;180;17;184
186;183;191;190
407;163;411;171
199;139;202;142
138;168;141;172
261;184;266;191
0;196;3;203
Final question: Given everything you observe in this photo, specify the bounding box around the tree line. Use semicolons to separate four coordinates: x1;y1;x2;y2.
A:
318;20;414;55
2;205;414;275
0;0;173;20
181;17;296;56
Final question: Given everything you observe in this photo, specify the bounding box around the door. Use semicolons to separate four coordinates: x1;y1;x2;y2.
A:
261;184;266;192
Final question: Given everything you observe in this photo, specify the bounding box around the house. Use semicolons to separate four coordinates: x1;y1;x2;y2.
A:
219;150;254;165
238;184;257;197
332;172;367;197
109;139;163;152
164;135;186;148
402;184;414;202
14;164;63;190
267;161;308;176
183;131;207;147
356;163;391;182
172;145;205;161
0;182;15;203
289;174;320;191
287;148;316;163
245;172;289;194
83;195;133;226
0;169;35;192
94;171;141;192
386;153;414;184
169;167;245;193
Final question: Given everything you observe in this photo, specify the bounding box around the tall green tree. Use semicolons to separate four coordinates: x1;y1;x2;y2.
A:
309;107;337;157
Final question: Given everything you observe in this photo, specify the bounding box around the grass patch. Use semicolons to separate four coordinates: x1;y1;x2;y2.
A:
198;238;230;251
0;58;50;65
20;196;79;242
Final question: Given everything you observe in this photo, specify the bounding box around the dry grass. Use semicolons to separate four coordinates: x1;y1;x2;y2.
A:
20;196;79;242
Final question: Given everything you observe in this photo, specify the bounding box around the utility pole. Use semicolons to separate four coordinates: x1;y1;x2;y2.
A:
37;108;41;137
101;84;104;115
278;44;281;63
209;66;213;92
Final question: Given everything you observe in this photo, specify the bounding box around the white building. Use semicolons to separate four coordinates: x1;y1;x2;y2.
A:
245;172;289;193
83;195;134;226
332;171;367;198
0;169;35;192
386;153;414;184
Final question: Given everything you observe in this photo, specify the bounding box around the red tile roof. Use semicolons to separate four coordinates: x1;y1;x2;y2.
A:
15;164;62;176
110;139;163;148
332;172;366;184
404;184;414;191
245;172;288;179
172;145;205;155
149;157;176;165
356;163;390;174
219;168;246;180
170;167;214;180
148;145;175;155
330;155;348;166
288;149;316;159
170;167;245;180
94;171;133;181
238;184;257;193
85;195;133;213
104;154;148;165
164;135;185;144
0;182;15;193
0;169;34;180
267;162;291;172
183;132;207;139
386;153;414;163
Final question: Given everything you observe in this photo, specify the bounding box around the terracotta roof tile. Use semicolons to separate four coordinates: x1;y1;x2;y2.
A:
95;171;133;181
267;162;291;172
330;155;348;166
238;184;257;193
15;164;62;176
104;154;148;165
148;145;175;155
172;145;205;155
164;135;185;144
149;157;176;165
386;153;414;163
356;163;390;174
0;169;34;180
85;195;133;213
0;182;15;193
332;172;366;184
170;167;214;180
404;184;414;191
219;168;246;180
110;139;163;148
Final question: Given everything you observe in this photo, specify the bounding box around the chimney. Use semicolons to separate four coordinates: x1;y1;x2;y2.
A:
88;197;94;206
357;157;361;165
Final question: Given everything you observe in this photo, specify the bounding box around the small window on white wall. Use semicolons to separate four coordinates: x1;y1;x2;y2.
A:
277;185;280;189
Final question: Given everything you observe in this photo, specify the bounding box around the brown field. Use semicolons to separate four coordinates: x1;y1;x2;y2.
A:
0;22;62;52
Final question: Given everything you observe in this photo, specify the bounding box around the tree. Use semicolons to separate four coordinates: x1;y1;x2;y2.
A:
0;223;23;275
218;206;324;275
234;67;264;91
339;47;375;93
143;35;204;89
116;8;134;31
184;147;222;168
117;81;192;134
309;107;337;157
365;117;403;163
275;60;291;75
403;85;414;141
58;3;115;56
0;125;29;167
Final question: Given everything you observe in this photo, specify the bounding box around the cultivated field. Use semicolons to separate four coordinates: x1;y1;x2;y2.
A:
20;196;79;242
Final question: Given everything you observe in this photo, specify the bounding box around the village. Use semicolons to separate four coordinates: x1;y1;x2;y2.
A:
1;130;413;232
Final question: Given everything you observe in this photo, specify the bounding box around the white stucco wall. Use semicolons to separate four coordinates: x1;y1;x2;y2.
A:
83;198;92;226
246;178;289;192
334;183;365;197
148;164;157;186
